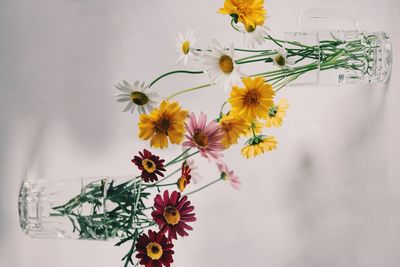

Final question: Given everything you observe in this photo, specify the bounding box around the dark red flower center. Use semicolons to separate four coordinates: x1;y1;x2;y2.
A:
163;206;181;225
244;90;259;106
146;242;163;260
155;117;171;135
221;121;233;132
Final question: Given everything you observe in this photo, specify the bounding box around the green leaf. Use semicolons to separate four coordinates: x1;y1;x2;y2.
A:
230;13;239;23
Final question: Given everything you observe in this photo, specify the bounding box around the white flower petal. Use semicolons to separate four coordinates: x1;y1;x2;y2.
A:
117;96;131;102
183;55;188;65
123;101;134;112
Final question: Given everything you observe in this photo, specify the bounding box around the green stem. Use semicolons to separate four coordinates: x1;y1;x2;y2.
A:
266;34;283;48
154;182;177;187
184;178;223;196
149;70;204;88
234;48;271;53
265;35;311;48
171;151;200;166
164;148;191;167
230;19;240;32
251;122;257;137
164;150;200;169
236;57;271;65
235;51;276;63
166;84;211;100
219;101;228;117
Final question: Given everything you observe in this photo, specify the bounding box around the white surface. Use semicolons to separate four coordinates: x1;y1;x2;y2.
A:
1;0;400;266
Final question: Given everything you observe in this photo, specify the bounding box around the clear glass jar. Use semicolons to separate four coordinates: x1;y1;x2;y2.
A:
283;30;392;86
282;9;392;86
18;176;143;240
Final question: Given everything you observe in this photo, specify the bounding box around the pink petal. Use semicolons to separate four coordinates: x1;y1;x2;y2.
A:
198;112;207;130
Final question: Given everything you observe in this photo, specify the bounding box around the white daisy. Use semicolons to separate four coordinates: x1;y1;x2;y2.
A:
175;29;198;65
241;24;269;48
114;80;160;114
201;39;244;91
272;48;295;69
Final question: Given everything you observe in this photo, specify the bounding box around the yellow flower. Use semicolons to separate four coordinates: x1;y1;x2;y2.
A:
241;135;277;158
266;98;289;128
229;77;275;122
219;114;249;148
138;101;188;149
219;0;266;28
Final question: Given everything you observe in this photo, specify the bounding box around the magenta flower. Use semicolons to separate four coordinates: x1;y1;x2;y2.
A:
216;161;241;190
182;112;224;160
151;190;196;241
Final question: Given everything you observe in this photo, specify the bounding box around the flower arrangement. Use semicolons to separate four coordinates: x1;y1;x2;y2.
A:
49;1;389;266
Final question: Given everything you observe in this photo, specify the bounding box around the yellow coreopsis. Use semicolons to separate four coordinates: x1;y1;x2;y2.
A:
241;135;277;158
219;114;249;148
266;98;289;128
219;0;266;28
138;100;188;149
229;77;275;122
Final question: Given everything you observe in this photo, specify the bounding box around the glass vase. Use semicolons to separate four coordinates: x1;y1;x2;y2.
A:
283;30;392;86
18;176;144;240
282;9;392;86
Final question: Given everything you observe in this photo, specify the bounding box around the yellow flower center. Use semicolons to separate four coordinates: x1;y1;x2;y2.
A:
142;159;156;173
275;54;286;67
236;0;251;16
155;117;171;135
163;206;181;225
193;131;208;147
131;91;149;105
181;41;190;54
221;172;228;180
219;55;234;74
244;90;260;106
146;242;163;260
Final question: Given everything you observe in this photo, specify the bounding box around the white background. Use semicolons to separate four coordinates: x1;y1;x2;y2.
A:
1;0;400;266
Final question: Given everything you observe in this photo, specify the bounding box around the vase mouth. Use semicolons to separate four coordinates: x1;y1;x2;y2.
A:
18;179;29;233
18;179;40;234
375;31;392;85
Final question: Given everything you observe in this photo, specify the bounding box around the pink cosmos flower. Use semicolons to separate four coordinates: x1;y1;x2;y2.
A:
185;158;203;184
183;112;224;160
216;161;241;190
180;146;203;184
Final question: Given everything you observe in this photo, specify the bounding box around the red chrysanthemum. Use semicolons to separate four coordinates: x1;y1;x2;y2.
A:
132;149;166;183
151;190;196;241
177;161;191;192
135;230;174;267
